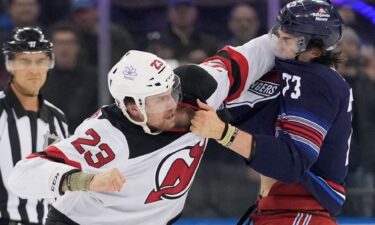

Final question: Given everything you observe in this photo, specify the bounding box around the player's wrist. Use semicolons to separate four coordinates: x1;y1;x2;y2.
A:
217;123;239;147
59;169;80;194
217;122;228;141
65;171;95;192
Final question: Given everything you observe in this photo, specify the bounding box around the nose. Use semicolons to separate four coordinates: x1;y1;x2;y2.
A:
29;63;39;73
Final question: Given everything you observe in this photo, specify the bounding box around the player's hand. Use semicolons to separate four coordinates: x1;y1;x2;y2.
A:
89;168;125;192
190;99;225;140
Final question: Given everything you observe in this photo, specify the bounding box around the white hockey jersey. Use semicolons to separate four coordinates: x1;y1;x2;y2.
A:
7;34;275;225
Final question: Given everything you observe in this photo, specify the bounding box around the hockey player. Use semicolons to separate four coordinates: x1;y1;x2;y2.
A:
7;29;277;225
190;1;350;224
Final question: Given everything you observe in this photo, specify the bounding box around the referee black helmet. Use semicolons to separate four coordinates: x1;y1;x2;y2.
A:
2;27;54;69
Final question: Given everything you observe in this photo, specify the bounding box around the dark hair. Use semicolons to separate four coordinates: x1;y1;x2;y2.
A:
306;39;343;68
124;97;136;106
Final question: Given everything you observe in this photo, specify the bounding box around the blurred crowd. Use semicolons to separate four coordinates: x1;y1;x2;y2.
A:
0;0;374;218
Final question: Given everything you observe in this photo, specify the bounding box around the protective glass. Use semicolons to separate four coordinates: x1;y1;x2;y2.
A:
7;52;52;71
269;25;306;59
145;75;182;114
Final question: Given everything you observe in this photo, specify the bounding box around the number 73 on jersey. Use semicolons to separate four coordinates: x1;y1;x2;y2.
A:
282;73;301;99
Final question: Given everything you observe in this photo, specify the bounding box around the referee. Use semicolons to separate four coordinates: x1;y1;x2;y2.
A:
0;27;69;225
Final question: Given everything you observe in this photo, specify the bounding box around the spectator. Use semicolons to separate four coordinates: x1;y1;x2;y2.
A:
338;6;375;45
161;0;217;64
39;0;72;27
0;0;41;45
146;31;179;69
42;22;98;134
221;3;260;47
0;0;40;29
338;6;356;26
71;0;136;66
0;0;41;89
337;27;363;82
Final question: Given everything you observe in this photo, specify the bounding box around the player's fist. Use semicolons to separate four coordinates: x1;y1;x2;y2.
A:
190;99;225;140
89;168;125;192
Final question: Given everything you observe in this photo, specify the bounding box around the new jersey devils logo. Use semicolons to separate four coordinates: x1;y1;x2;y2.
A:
145;140;206;204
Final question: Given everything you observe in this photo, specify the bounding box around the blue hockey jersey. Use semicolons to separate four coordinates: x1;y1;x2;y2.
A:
227;58;352;216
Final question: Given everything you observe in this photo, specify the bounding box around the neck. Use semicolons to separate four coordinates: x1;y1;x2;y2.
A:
10;84;39;112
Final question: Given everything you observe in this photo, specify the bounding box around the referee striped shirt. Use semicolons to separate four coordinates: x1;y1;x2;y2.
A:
0;86;69;224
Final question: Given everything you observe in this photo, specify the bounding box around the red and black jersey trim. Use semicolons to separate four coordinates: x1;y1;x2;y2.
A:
205;46;249;102
27;146;82;169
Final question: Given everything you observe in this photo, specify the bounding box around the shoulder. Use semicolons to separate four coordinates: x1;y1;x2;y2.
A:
74;106;127;142
308;64;351;99
322;66;350;91
277;59;350;97
78;105;124;132
43;100;68;123
232;34;274;59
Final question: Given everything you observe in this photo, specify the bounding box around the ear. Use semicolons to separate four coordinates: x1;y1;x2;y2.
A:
311;48;322;59
125;101;139;114
126;100;146;121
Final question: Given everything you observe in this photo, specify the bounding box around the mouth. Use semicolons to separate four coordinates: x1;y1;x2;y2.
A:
28;77;41;81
